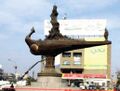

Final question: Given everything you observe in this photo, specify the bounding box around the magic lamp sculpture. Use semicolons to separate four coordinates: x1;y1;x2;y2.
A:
25;5;111;76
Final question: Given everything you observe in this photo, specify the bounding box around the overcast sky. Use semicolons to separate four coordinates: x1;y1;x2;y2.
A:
0;0;120;77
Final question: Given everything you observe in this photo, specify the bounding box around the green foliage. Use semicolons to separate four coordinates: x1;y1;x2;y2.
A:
26;76;36;85
26;77;31;85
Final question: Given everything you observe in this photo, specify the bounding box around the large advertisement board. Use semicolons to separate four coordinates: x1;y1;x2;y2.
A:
44;19;106;37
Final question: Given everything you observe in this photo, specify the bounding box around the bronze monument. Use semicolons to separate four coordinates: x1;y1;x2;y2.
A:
25;5;111;76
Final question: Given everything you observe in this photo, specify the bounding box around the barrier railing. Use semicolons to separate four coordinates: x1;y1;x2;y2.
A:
14;87;116;91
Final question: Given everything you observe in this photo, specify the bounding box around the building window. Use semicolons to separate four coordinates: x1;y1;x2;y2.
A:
73;52;82;65
62;52;71;57
63;60;70;65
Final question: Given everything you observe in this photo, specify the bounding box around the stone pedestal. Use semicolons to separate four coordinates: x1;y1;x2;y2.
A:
31;56;64;88
31;76;68;88
31;55;63;88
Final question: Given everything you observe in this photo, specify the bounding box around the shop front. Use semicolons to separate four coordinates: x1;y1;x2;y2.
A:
62;73;111;89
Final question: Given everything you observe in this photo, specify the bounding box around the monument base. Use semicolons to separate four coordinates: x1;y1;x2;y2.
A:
31;76;67;88
30;67;68;88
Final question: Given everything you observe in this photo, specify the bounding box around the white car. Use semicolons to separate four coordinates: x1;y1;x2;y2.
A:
0;84;11;90
16;80;27;86
0;81;16;90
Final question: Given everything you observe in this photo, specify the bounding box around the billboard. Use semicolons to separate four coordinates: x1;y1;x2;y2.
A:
44;19;106;37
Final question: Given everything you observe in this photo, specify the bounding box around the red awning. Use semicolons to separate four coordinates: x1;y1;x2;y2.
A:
62;73;106;79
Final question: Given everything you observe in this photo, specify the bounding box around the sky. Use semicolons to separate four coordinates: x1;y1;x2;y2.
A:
0;0;120;77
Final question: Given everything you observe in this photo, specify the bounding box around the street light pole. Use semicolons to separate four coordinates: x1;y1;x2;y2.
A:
8;59;17;74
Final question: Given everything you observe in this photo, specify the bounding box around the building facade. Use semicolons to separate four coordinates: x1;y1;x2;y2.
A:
60;44;111;79
0;68;3;80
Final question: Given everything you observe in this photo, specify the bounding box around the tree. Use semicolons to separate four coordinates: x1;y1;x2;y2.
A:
116;71;120;90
